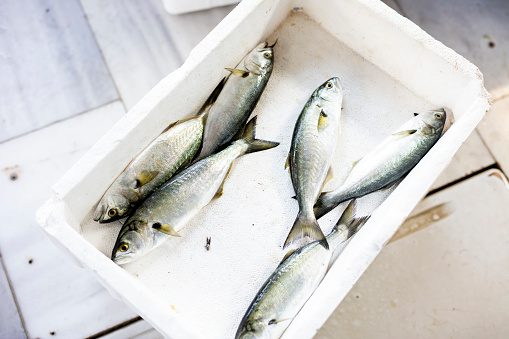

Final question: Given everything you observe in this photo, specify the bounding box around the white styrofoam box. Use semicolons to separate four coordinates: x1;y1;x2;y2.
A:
162;0;239;14
36;0;491;338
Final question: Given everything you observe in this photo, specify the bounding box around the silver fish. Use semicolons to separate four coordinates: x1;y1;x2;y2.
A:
314;109;446;219
111;117;279;264
236;200;368;339
197;42;275;159
284;77;343;250
94;79;225;223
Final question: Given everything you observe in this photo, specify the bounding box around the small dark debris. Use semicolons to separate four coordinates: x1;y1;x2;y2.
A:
292;7;303;12
488;41;495;48
355;295;360;299
10;173;18;181
50;331;56;336
205;237;211;251
28;258;33;264
46;8;50;13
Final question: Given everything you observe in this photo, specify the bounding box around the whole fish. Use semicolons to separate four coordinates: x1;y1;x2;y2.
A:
236;200;368;339
197;42;275;159
94;79;225;223
284;77;343;250
314;109;446;219
111;117;279;264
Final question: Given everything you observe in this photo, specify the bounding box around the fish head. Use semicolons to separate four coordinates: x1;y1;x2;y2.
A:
94;192;131;223
111;220;148;264
244;42;275;75
417;108;447;136
235;319;270;339
315;77;343;104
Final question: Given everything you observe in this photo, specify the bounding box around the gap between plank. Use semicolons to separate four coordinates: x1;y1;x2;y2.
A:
426;163;501;197
86;316;143;339
0;99;123;145
77;0;127;114
0;253;29;338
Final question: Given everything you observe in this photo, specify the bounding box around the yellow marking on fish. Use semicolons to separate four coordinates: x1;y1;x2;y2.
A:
317;110;329;131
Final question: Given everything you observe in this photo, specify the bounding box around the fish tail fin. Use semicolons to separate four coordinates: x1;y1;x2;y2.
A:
284;212;329;250
314;190;349;219
333;199;370;242
240;116;280;154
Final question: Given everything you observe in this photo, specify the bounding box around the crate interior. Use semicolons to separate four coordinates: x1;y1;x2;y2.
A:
68;6;464;337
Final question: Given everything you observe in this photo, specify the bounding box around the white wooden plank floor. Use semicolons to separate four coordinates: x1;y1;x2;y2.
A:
0;0;508;338
80;0;235;109
0;0;119;143
316;169;509;338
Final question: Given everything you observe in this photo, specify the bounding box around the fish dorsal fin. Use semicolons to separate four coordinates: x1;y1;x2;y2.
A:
161;114;203;133
226;68;250;78
163;120;179;132
135;171;159;188
317;109;329;131
393;129;417;136
152;222;180;237
214;164;233;199
196;76;226;117
279;249;296;264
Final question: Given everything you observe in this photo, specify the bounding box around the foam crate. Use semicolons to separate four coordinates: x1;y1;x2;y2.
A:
162;0;239;14
37;0;491;338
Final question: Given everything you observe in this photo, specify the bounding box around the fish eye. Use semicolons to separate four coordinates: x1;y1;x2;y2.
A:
119;243;129;252
263;51;271;58
434;113;443;119
108;209;117;217
326;82;333;89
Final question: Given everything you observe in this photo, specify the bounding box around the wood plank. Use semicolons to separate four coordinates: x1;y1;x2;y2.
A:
98;320;162;339
80;0;235;109
0;101;139;339
0;0;118;143
0;256;26;339
477;96;509;175
316;169;509;338
395;0;509;101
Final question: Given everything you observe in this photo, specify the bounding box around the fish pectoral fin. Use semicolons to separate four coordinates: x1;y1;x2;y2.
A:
392;129;417;136
152;223;180;237
225;68;250;78
135;171;159;188
317;109;329;131
268;318;292;325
